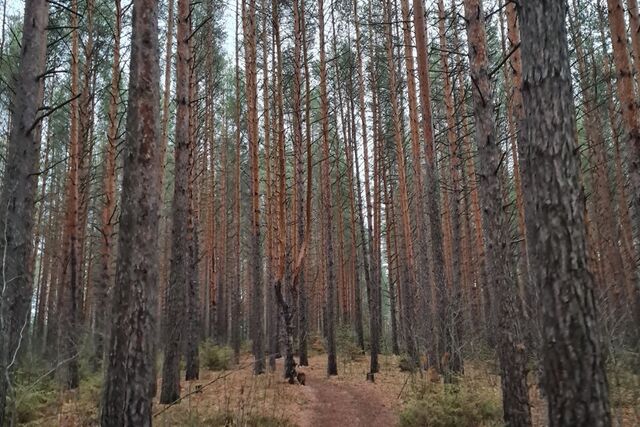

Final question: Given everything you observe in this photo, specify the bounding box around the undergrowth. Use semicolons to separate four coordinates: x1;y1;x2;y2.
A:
200;341;234;371
336;324;365;362
399;374;502;427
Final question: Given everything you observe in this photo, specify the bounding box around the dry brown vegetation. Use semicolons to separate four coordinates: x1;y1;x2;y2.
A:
12;350;639;426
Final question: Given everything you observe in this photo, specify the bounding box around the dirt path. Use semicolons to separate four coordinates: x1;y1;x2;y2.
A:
297;362;397;427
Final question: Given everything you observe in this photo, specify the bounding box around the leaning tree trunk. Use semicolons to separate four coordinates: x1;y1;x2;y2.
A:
100;0;162;424
519;1;612;425
0;0;48;422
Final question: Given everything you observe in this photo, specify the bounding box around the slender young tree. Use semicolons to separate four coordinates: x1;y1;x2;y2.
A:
298;0;313;367
231;0;242;363
93;0;122;369
437;0;464;375
59;0;81;390
243;0;265;375
160;0;192;402
319;0;337;376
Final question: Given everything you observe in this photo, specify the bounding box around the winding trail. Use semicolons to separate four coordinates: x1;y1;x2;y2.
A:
297;358;397;427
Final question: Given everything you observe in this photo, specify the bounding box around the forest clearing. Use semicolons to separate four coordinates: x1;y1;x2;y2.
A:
1;0;640;425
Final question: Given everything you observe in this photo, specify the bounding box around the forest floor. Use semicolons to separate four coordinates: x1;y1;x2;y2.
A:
153;353;401;427
295;356;398;426
16;347;639;426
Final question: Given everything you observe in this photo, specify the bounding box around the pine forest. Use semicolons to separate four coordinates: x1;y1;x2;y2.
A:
0;0;638;425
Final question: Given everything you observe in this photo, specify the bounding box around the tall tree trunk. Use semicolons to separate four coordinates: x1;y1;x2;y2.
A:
0;0;48;422
100;0;162;423
158;0;174;331
606;0;640;342
411;0;450;371
292;0;309;366
160;0;191;402
298;0;312;367
216;103;229;346
451;4;490;343
463;0;532;424
243;0;265;375
383;174;400;355
77;0;96;327
319;0;337;376
260;3;277;371
570;5;629;321
354;0;379;371
345;75;365;353
60;0;81;390
626;0;640;87
231;0;242;363
160;0;174;180
596;10;638;322
384;0;419;370
184;23;200;381
437;0;464;376
93;0;121;370
503;0;532;324
519;1;612;425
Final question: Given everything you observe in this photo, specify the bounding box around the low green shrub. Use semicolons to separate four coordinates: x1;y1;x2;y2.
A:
336;325;364;361
399;383;501;427
9;375;57;424
200;341;233;371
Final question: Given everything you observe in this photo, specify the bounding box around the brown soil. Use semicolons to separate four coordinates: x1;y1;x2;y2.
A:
295;356;398;427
